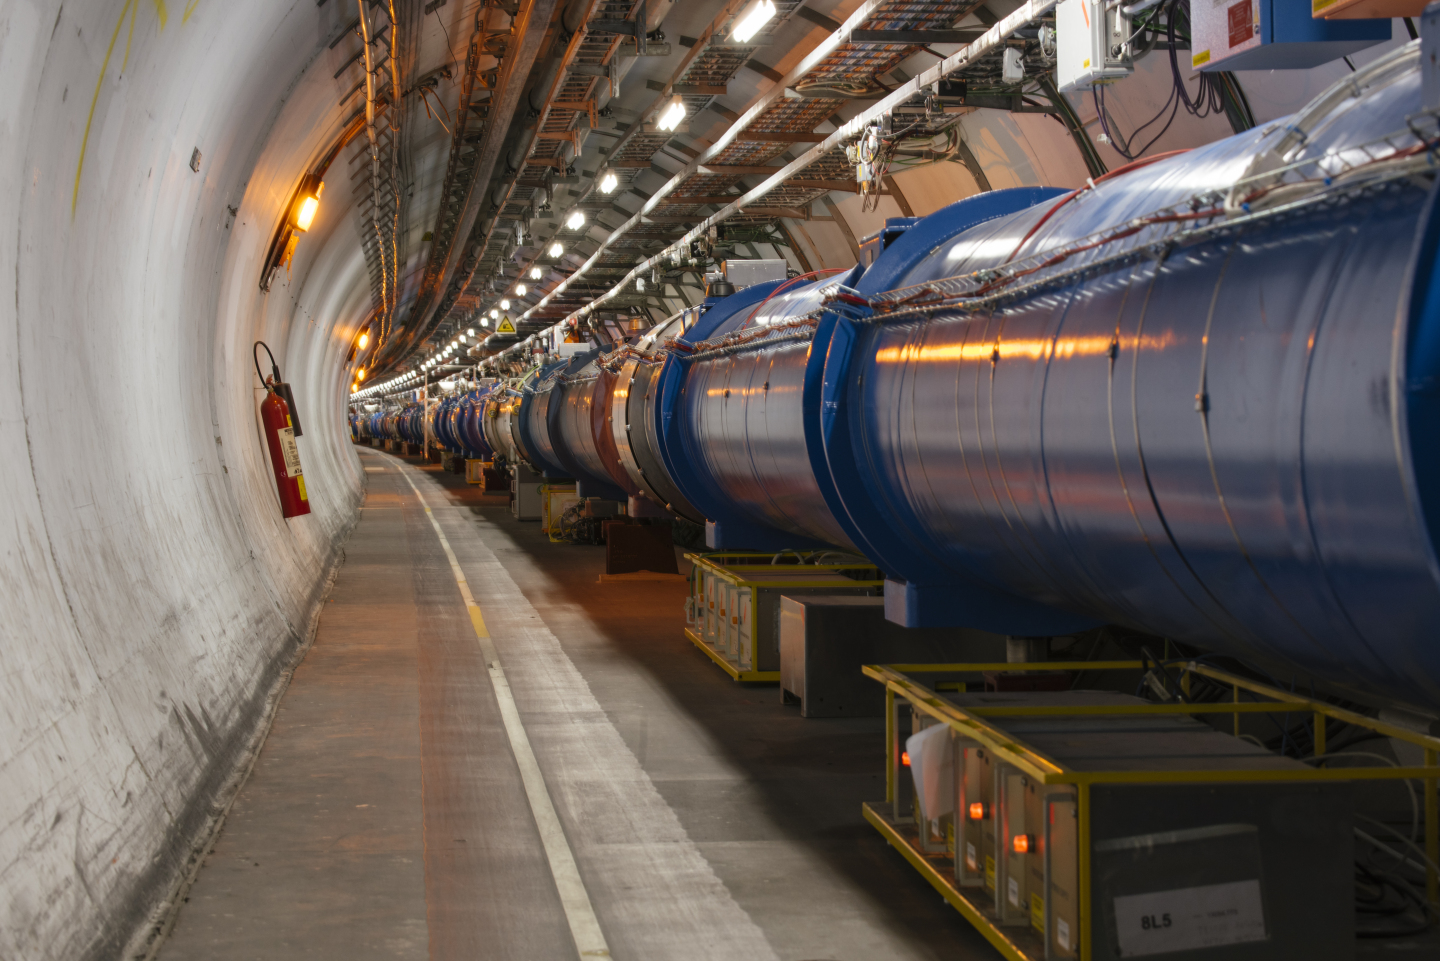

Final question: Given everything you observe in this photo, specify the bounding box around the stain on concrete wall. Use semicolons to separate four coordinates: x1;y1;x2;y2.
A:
0;3;367;959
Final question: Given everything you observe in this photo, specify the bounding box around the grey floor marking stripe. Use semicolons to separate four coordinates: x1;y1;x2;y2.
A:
396;458;780;961
395;464;611;960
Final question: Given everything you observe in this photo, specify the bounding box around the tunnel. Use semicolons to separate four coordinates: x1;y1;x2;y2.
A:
5;1;1440;959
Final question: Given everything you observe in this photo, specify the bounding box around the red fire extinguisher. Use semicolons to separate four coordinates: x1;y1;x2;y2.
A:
255;342;311;519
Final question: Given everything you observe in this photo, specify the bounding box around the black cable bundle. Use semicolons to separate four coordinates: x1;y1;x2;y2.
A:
1092;0;1256;161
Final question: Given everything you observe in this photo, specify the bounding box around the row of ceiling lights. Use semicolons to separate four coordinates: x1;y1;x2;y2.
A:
349;0;780;399
452;0;766;342
473;0;802;349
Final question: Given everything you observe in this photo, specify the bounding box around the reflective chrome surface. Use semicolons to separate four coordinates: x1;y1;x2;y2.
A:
680;277;857;550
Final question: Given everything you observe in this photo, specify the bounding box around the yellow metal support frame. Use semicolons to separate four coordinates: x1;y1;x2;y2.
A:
681;552;883;683
863;659;1440;958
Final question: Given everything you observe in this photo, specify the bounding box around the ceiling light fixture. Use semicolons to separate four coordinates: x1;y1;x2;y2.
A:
290;175;324;232
566;210;586;230
549;242;564;258
599;170;618;194
657;96;687;132
730;0;776;42
500;299;510;310
357;327;370;350
531;266;543;279
516;283;527;296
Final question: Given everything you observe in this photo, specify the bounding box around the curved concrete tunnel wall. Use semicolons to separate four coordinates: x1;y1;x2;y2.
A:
0;3;371;958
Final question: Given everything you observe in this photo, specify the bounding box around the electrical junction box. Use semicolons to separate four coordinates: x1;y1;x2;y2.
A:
929;691;1355;960
1191;0;1389;70
511;463;546;520
722;258;789;289
1056;0;1134;93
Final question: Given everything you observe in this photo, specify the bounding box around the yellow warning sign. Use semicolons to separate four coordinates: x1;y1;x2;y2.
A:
496;315;517;334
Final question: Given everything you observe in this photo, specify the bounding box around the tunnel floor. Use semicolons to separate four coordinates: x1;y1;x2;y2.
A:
156;445;991;960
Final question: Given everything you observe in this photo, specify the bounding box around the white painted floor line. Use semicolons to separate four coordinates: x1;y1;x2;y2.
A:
406;467;780;961
395;464;610;961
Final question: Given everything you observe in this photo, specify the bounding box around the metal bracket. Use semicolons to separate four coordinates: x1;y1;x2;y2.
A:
570;62;621;98
589;0;648;55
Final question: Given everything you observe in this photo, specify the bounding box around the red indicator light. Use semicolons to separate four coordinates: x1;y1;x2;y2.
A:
901;751;911;767
1012;833;1034;854
968;802;989;821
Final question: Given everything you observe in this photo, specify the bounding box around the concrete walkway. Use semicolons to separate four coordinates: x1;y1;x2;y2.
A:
158;446;990;960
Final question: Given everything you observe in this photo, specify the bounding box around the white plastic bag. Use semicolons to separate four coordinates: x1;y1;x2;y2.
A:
906;722;954;831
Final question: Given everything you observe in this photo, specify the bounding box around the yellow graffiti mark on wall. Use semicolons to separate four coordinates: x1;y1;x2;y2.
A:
73;0;194;217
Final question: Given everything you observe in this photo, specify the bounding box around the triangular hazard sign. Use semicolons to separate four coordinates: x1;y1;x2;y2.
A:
496;316;517;334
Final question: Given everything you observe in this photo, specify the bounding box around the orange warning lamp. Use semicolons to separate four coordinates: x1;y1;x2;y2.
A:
901;751;911;767
1012;833;1034;854
968;802;989;821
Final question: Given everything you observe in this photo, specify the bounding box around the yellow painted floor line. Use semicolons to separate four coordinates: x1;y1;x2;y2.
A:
396;463;610;960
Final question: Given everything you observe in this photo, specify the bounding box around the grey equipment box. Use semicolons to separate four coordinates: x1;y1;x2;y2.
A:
511;463;544;521
779;596;1004;717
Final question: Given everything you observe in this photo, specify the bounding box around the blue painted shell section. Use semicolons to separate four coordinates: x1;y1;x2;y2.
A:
652;282;792;543
826;56;1440;703
673;271;866;551
816;189;1069;566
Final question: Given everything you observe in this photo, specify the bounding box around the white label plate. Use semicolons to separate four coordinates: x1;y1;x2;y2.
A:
278;427;303;478
1112;879;1265;957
